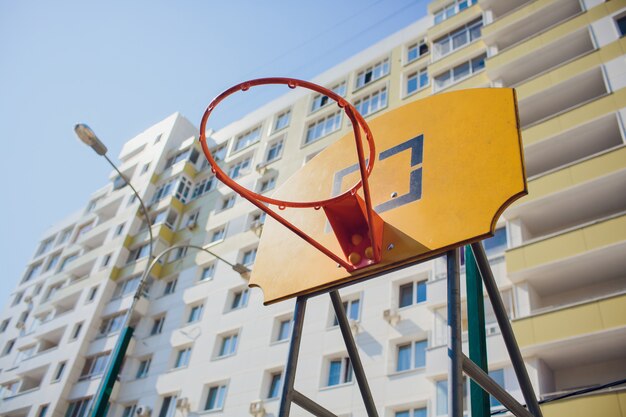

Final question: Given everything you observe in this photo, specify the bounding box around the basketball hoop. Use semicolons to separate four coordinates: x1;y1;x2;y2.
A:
198;78;383;271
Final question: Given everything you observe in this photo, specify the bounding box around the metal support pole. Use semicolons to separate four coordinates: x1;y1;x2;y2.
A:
329;290;379;417
465;245;490;417
278;296;308;417
470;243;543;417
446;249;463;417
292;391;338;417
462;355;534;417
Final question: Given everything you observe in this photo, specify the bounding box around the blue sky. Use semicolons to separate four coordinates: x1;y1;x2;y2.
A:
0;0;428;305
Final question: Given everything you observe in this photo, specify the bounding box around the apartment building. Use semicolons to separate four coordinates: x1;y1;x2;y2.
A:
1;0;625;416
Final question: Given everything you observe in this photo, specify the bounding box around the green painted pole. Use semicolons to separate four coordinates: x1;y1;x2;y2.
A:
465;245;490;417
91;326;135;417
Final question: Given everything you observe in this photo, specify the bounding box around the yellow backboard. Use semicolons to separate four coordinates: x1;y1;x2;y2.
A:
249;88;526;304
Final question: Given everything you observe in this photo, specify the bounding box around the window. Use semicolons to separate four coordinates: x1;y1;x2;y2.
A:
242;248;257;266
0;318;9;333
86;198;99;212
210;226;226;243
158;396;177;417
331;298;360;326
57;228;72;245
101;253;112;268
356;58;390;89
398;280;427;308
220;195;236;211
155;133;163;143
191;176;216;200
75;222;94;241
151;315;166;335
483;227;507;257
113;275;141;297
276;318;292;342
65;397;93;417
45;253;61;272
406;68;429;95
2;339;15;356
618;15;626;36
407;40;429;62
24;262;42;282
53;361;66;381
212;143;227;161
170;245;188;261
354;87;388;117
113;175;127;190
59;253;78;271
395;408;426;417
188;304;204;323
258;176;277;193
184;210;200;229
305;111;342;144
38;405;49;417
434;0;476;24
87;286;98;302
205;384;227;411
136;357;152;378
72;322;83;339
174;176;193;203
433;18;482;59
274;110;291;132
141;163;150;174
311;81;347;112
228;157;251;179
122;405;137;417
218;333;239;357
152;178;176;203
234;126;262;152
230;289;249;310
127;244;150;264
80;352;110;378
396;340;427;372
99;312;125;336
436;378;468;416
165;149;194;169
115;223;125;236
44;283;61;302
12;291;23;306
434;54;485;91
266;139;284;162
174;347;192;368
489;369;505;407
200;264;215;281
37;238;54;256
327;357;353;386
163;278;177;295
267;371;282;399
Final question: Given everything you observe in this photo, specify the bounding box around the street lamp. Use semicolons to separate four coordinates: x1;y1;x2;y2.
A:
75;124;251;417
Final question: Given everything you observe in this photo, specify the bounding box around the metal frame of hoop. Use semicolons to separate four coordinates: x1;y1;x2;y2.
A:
198;77;380;270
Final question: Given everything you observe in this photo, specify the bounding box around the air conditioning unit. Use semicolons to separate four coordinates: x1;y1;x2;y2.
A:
249;220;263;235
186;220;197;231
249;399;266;416
349;319;360;334
383;309;401;326
255;162;269;174
15;321;25;329
135;406;151;417
23;295;33;303
176;397;189;410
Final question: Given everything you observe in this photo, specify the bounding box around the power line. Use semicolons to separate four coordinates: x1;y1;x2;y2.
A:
490;377;626;416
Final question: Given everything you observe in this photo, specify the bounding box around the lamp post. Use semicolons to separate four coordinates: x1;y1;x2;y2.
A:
75;124;251;417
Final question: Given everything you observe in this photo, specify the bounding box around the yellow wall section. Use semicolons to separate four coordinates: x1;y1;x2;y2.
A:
512;293;626;346
542;391;626;417
506;214;626;273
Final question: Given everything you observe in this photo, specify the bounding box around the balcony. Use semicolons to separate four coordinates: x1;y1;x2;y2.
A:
506;212;626;276
524;114;624;178
522;87;626;148
513;292;626;347
507;146;626;239
542;390;626;417
427;3;483;41
518;67;608;129
430;40;486;76
482;0;582;52
487;17;594;86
